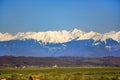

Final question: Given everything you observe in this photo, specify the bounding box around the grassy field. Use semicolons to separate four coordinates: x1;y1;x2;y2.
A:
0;67;120;80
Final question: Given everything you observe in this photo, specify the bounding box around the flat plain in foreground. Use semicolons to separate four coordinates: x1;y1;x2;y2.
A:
0;67;120;80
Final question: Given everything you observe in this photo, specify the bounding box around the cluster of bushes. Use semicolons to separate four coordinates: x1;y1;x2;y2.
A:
42;73;120;80
0;74;28;80
0;73;120;80
0;67;120;80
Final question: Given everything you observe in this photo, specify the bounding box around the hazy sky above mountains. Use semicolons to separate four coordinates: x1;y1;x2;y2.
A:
0;0;120;33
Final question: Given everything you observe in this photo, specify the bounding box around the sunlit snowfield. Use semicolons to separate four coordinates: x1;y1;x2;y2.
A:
0;67;120;80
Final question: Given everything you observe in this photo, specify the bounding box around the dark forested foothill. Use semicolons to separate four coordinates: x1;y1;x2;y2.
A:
0;56;120;68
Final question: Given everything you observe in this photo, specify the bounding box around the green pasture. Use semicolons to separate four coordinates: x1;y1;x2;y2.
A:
0;67;120;80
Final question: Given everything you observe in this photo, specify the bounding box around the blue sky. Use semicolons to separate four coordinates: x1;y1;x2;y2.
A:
0;0;120;33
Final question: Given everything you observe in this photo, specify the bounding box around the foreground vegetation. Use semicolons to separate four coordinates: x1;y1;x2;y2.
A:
0;67;120;80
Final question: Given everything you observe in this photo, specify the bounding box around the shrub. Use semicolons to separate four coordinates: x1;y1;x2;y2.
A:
99;76;110;80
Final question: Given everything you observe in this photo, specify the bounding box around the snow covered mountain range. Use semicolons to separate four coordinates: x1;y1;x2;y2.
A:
0;28;120;43
0;28;120;57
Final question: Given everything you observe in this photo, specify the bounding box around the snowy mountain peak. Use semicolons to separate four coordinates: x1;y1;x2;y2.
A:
71;28;84;33
0;29;120;43
101;31;120;42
